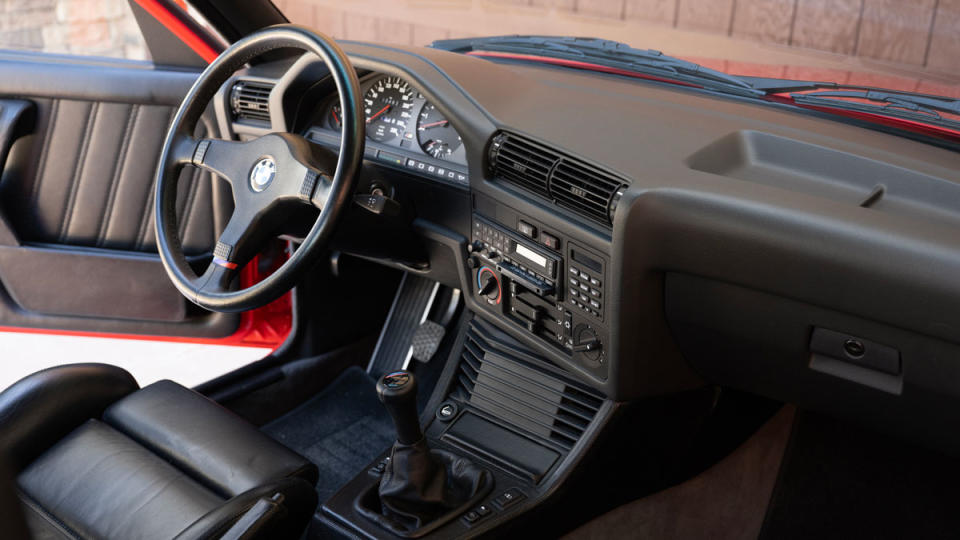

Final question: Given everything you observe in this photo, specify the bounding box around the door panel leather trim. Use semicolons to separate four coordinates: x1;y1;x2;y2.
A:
3;99;222;255
0;245;187;321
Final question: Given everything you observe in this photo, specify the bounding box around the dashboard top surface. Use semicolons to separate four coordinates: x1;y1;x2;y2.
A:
231;40;960;404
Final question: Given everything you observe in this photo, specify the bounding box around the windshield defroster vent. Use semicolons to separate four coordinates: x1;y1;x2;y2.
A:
230;80;273;123
489;131;629;226
450;320;605;451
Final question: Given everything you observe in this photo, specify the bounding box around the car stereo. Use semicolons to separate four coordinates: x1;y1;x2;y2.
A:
467;210;608;379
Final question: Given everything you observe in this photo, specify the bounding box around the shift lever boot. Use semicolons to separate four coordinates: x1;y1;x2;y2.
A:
355;370;492;536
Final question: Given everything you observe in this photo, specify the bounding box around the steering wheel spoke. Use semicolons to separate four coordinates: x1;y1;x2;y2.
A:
169;134;201;166
310;171;334;209
155;25;364;312
195;260;238;297
190;138;248;188
211;210;257;271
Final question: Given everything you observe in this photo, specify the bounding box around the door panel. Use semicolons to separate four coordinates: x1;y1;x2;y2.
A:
0;52;237;337
5;99;220;255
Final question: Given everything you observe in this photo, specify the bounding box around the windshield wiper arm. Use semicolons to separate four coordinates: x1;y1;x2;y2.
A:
790;89;960;117
431;35;765;97
789;92;960;131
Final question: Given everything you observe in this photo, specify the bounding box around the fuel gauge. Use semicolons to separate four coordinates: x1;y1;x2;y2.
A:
326;103;342;130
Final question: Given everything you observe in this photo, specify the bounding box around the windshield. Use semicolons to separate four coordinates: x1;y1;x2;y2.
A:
278;1;959;134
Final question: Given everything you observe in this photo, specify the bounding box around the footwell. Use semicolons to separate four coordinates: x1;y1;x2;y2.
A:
262;366;396;504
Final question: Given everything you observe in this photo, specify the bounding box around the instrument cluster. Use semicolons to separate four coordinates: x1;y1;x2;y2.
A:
318;74;467;167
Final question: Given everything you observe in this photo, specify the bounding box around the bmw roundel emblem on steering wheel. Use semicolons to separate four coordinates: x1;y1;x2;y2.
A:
249;157;276;192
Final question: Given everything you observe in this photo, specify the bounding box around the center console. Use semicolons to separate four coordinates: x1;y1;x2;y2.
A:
319;178;616;538
320;318;613;538
467;194;611;381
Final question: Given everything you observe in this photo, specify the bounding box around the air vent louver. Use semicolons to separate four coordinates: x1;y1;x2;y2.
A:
451;321;605;451
490;132;629;226
230;80;273;123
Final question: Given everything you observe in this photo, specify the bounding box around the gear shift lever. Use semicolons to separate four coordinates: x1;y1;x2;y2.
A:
376;371;423;445
358;370;492;536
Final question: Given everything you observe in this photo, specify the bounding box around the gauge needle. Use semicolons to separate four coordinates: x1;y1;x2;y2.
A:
332;109;340;125
366;105;390;123
418;120;449;130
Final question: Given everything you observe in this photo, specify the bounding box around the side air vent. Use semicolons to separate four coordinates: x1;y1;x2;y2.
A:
489;132;629;226
230;80;273;123
451;321;605;451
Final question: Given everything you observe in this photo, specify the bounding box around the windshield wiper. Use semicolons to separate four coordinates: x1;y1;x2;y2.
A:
787;91;960;131
432;35;960;134
789;89;960;117
430;35;766;98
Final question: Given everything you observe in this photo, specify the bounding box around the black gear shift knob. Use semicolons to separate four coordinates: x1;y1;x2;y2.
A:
376;370;423;445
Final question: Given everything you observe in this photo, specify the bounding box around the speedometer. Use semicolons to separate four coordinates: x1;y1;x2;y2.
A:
363;76;415;143
416;103;462;160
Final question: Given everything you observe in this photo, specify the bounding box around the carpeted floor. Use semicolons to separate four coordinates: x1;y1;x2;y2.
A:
760;411;960;540
564;406;795;540
262;366;396;504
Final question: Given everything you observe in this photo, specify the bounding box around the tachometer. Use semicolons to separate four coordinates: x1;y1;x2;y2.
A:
416;103;462;160
363;76;415;143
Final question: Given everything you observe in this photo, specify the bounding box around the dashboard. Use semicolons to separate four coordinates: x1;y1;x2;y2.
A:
220;40;960;459
306;73;469;189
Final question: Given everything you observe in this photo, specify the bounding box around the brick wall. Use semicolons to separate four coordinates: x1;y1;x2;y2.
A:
277;0;959;72
0;0;146;59
277;0;960;94
0;1;956;94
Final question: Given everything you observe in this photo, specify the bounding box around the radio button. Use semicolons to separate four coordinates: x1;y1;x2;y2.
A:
518;221;537;239
579;271;589;280
569;278;579;287
569;267;580;276
590;288;601;298
590;277;601;287
590;299;601;309
579;283;589;292
540;232;559;250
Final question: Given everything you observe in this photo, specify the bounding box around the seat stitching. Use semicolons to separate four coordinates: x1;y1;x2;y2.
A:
27;99;58;226
97;103;138;248
58;101;99;243
134;185;154;252
135;106;176;251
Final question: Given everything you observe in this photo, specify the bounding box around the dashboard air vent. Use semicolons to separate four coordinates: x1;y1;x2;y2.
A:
450;320;605;451
230;80;273;123
489;132;629;226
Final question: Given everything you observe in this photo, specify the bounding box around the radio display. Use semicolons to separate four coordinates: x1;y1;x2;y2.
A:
515;243;548;269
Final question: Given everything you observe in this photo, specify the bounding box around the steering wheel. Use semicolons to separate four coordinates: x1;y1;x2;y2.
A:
154;25;363;313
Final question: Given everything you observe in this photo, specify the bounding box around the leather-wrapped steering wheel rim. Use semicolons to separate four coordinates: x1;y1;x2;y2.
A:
154;24;363;313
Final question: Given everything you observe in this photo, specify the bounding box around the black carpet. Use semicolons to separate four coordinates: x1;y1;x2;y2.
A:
262;366;395;504
761;411;960;539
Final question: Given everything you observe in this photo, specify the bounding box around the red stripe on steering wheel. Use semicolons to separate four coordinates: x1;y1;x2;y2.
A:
213;257;239;270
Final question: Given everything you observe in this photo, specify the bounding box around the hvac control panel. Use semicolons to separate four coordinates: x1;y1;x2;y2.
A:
467;212;609;378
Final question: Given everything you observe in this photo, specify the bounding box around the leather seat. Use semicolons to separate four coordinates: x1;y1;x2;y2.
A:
0;364;319;539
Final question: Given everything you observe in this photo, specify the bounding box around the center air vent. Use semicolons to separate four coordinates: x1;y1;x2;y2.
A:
489;132;628;226
450;320;605;451
230;80;273;123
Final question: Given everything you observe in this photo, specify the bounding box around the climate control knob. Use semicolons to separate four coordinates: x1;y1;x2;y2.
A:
573;324;603;367
476;267;501;304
